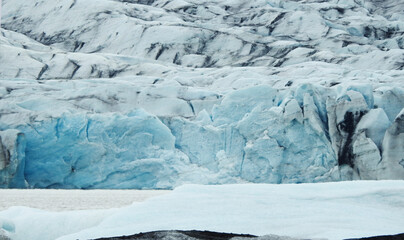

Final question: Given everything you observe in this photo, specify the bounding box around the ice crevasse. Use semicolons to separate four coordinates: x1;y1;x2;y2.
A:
0;83;403;189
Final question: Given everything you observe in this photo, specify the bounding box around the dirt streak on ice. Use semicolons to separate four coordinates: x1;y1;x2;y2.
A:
0;189;170;211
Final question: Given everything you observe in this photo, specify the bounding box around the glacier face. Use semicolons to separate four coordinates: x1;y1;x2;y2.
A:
19;110;190;189
0;0;404;188
0;82;403;189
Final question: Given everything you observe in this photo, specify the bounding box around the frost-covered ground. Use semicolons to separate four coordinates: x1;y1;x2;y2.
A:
1;181;404;240
1;0;404;189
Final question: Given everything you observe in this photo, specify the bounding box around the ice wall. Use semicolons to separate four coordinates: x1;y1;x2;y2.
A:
378;109;404;179
14;110;208;189
1;84;403;189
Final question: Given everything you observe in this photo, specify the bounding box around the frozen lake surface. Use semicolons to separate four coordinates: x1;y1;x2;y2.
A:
1;181;404;240
0;189;170;211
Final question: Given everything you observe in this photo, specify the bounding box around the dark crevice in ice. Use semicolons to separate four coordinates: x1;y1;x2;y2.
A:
69;60;81;79
187;100;195;115
37;64;49;80
399;159;404;168
73;41;85;52
0;137;11;168
69;0;77;9
108;68;127;78
114;0;156;5
337;110;367;168
285;81;293;87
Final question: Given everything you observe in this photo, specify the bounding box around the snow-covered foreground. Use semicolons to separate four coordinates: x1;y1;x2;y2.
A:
0;189;169;211
1;181;404;240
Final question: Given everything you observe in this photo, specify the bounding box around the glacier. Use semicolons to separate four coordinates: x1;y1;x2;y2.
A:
0;81;403;189
1;0;404;189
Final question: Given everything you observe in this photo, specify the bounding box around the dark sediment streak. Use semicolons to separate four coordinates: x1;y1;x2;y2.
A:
93;230;257;240
93;230;404;240
346;233;404;240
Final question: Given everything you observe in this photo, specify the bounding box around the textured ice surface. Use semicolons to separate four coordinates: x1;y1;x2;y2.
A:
2;0;404;72
1;181;403;240
2;0;404;81
0;130;26;188
1;0;404;188
18;110;190;189
378;109;404;179
2;82;403;188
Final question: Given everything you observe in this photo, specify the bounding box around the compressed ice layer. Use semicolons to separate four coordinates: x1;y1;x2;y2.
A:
18;110;198;189
1;82;403;189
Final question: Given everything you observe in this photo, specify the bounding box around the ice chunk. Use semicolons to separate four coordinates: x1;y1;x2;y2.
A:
303;93;324;134
164;117;226;172
195;109;212;125
347;85;374;109
356;108;390;149
327;90;369;169
0;217;14;240
241;137;283;183
335;90;369;125
352;132;381;180
378;108;404;179
0;130;26;188
374;87;404;122
181;54;208;68
18;110;182;189
283;99;303;123
212;86;278;126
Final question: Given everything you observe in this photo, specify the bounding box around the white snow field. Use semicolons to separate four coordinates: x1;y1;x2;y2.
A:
0;181;404;240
